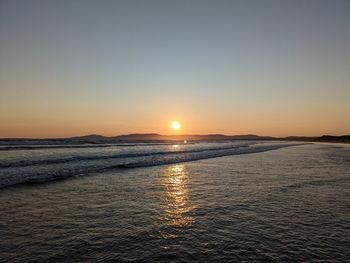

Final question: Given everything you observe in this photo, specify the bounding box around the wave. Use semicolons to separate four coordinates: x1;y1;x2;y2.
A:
0;144;248;168
0;143;305;189
116;143;299;168
0;142;174;151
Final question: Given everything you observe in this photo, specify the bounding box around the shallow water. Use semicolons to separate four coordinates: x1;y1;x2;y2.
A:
0;143;350;262
0;141;297;187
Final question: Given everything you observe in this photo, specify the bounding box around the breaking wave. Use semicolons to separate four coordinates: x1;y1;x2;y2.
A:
0;142;304;188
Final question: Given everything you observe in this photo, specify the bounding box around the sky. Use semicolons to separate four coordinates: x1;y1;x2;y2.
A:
0;0;349;138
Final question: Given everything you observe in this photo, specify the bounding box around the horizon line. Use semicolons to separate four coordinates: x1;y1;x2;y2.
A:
1;133;349;140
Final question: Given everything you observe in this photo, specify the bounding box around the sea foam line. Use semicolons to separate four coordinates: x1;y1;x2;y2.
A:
0;144;249;168
0;143;306;188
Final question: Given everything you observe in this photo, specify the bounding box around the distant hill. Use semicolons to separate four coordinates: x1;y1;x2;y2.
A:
70;133;275;142
67;133;350;143
1;133;349;145
315;135;350;143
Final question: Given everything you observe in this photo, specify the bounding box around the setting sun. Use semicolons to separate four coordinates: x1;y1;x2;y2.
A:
171;121;181;130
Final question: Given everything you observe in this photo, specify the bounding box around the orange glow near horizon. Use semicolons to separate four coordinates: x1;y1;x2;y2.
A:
0;114;349;138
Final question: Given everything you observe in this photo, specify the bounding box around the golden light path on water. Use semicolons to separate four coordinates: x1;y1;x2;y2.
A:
161;164;197;238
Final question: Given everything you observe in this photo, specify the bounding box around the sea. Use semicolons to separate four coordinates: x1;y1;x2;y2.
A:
0;141;349;262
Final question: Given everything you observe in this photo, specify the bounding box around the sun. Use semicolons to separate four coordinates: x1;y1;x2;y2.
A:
171;121;181;130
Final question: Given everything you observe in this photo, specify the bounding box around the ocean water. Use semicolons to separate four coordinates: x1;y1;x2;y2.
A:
0;142;349;262
0;141;297;188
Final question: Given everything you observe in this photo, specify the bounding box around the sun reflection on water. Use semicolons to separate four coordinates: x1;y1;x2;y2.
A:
161;164;196;230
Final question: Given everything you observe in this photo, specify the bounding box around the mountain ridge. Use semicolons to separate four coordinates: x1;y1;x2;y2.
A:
0;134;349;144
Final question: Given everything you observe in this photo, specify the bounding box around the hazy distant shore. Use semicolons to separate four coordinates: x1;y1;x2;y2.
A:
0;134;349;146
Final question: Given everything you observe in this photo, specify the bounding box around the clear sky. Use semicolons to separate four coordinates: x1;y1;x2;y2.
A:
1;0;349;138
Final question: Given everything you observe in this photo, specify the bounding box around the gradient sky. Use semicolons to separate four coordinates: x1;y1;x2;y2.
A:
1;0;349;138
